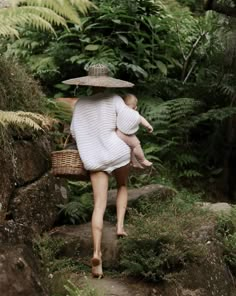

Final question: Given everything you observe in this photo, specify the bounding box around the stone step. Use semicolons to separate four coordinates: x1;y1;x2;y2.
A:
50;222;118;269
107;184;176;208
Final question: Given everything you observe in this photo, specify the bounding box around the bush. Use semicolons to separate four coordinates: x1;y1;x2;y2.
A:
0;57;46;112
215;207;236;276
33;234;79;274
119;190;213;282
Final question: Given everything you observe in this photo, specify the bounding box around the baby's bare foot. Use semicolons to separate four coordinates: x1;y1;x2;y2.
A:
140;159;152;167
131;162;144;169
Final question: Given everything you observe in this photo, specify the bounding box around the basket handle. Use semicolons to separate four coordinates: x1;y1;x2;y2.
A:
63;134;71;149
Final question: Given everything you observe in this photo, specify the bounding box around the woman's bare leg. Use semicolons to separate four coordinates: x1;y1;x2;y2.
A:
90;171;109;276
113;164;130;236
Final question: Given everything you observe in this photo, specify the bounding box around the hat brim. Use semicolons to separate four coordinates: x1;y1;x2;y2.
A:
62;76;134;88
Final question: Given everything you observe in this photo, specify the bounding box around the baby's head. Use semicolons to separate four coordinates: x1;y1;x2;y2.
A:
123;94;138;110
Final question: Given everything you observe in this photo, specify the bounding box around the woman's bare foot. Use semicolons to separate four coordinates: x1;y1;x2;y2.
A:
91;257;103;278
116;226;128;237
117;231;128;238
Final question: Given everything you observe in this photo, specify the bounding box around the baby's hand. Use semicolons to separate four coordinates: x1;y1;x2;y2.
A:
146;125;153;133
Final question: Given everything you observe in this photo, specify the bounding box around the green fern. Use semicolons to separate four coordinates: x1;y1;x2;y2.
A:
0;0;93;37
142;98;202;136
58;192;93;224
175;153;199;167
0;111;51;130
196;107;236;122
138;97;203;178
178;169;202;178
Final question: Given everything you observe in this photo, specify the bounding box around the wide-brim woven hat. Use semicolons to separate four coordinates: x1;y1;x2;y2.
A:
63;64;134;88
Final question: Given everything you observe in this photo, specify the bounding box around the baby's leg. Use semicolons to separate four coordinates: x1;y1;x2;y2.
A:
116;130;143;167
133;143;152;167
116;130;140;147
116;130;152;167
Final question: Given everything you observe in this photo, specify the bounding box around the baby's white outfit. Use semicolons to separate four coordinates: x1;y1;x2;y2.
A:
70;93;141;174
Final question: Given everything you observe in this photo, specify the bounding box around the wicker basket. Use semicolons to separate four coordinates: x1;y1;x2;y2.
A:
51;136;89;181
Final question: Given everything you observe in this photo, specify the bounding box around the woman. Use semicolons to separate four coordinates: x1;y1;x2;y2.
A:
63;64;141;278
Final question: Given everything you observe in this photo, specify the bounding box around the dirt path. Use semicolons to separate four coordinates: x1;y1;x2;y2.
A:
72;273;161;296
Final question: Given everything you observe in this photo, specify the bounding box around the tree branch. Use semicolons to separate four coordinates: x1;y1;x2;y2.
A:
181;32;206;81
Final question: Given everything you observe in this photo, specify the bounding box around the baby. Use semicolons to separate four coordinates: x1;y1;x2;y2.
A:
117;94;153;168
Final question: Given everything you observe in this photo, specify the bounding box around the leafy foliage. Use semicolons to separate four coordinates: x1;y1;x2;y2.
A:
137;97;203;178
2;0;207;87
58;181;93;224
2;0;236;194
0;0;93;37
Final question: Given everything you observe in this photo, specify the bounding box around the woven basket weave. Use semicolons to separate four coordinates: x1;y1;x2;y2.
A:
51;136;89;181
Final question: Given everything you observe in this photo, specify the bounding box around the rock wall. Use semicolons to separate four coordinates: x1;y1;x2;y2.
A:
0;135;67;230
0;135;68;296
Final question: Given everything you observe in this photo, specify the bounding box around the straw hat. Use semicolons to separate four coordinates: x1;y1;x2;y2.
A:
62;64;134;88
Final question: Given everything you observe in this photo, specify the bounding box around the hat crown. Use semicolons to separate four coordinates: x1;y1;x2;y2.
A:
88;64;109;77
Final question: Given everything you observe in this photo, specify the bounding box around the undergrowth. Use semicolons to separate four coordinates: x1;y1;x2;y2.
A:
33;234;81;274
33;234;95;296
63;280;103;296
215;206;236;276
119;190;213;282
58;181;93;224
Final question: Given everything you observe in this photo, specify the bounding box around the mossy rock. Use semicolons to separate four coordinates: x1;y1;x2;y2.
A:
0;57;46;112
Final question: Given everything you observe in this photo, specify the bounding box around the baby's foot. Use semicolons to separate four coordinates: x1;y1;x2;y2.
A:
131;162;145;169
140;159;152;167
131;156;145;169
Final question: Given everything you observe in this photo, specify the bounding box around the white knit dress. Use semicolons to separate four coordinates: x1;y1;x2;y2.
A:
70;93;141;173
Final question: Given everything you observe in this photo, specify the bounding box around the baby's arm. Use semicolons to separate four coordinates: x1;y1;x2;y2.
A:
140;116;153;133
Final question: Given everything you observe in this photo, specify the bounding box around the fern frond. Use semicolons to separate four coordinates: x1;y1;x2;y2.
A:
176;153;199;167
46;100;73;124
178;170;202;178
0;0;93;37
0;111;52;130
0;20;19;37
197;107;236;122
143;98;202;132
219;84;235;98
20;0;93;16
28;55;59;76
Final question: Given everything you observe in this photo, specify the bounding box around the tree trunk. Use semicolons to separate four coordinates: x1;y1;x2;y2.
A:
204;0;236;17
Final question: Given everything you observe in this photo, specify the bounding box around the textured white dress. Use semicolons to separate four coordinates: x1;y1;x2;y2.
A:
70;93;141;173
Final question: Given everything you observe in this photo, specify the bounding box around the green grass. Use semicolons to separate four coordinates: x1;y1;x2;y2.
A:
63;280;103;296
